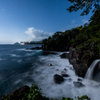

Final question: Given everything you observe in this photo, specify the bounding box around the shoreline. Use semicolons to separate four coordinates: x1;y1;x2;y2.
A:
0;48;99;100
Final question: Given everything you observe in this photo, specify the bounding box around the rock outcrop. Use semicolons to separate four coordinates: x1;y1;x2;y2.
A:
73;81;85;88
53;74;64;84
60;44;99;78
0;86;30;100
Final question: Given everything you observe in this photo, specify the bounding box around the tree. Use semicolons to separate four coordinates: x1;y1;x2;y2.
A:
67;0;100;16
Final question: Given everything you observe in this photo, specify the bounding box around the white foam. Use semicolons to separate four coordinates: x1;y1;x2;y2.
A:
10;54;21;57
31;52;100;100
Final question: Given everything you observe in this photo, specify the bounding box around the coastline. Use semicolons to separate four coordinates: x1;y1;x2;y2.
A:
0;46;100;100
0;48;91;100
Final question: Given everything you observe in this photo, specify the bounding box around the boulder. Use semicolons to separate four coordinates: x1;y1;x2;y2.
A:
69;58;76;64
61;71;66;74
56;69;59;71
61;71;69;77
42;51;57;55
73;62;88;77
26;46;42;50
3;86;30;100
70;67;74;70
63;68;67;71
48;63;53;66
53;74;64;84
73;81;85;88
61;74;69;77
68;78;72;82
77;78;83;81
60;53;69;58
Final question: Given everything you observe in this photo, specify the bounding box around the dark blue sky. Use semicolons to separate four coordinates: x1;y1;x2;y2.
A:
0;0;92;44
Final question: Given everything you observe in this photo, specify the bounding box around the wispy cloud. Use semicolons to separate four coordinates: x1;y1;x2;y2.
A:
66;24;81;29
82;19;88;24
25;27;53;41
2;9;4;11
71;20;76;24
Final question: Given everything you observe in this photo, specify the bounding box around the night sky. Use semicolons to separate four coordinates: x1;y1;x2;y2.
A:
0;0;93;44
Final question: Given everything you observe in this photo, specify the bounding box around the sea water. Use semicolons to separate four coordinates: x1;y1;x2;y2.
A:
0;44;100;100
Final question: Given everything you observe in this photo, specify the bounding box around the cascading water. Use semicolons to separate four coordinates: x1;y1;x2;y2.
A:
85;59;100;82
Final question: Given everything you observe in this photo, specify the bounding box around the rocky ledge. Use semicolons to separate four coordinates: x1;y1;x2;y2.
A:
0;86;30;100
60;45;100;78
26;46;42;50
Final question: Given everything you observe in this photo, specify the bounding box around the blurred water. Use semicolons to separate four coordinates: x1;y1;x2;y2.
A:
0;45;100;100
0;44;42;98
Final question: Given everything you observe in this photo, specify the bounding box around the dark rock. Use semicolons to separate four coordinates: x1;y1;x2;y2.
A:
69;58;76;64
70;67;74;70
77;78;83;81
68;78;72;82
42;51;57;55
48;63;53;66
61;74;69;77
72;51;79;59
53;74;64;84
73;81;85;88
61;71;66;74
26;46;42;50
76;60;82;64
5;86;30;100
63;68;67;71
73;63;88;78
56;69;59;71
61;71;69;77
60;53;69;58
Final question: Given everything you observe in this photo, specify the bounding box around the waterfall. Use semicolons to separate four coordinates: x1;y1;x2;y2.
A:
85;59;100;82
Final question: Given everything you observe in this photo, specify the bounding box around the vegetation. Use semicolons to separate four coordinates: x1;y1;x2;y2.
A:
42;9;100;57
0;84;91;100
67;0;100;16
2;2;100;100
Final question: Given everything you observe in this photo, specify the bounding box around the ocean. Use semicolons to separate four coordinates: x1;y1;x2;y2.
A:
0;44;42;98
0;44;100;100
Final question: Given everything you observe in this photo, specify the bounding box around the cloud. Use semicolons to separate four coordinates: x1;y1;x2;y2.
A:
82;19;88;24
67;24;81;29
25;27;53;41
71;20;76;24
2;9;4;11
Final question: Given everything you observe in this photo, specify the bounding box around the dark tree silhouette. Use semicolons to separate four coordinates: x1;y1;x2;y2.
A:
67;0;100;16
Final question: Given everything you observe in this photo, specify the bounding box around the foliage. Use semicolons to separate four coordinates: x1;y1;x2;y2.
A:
21;84;49;100
42;8;100;58
0;84;91;100
42;28;79;51
67;0;100;16
77;95;90;100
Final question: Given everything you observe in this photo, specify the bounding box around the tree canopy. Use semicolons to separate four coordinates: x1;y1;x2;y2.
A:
67;0;100;16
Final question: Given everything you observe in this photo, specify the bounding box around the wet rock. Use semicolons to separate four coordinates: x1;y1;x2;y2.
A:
73;63;88;78
56;69;59;71
61;73;69;77
69;58;76;64
42;51;57;55
53;74;64;84
5;86;30;100
77;78;83;81
60;53;69;58
61;71;66;74
48;63;53;66
61;71;69;77
73;81;85;88
26;46;42;50
63;68;67;71
70;67;74;70
68;78;72;82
